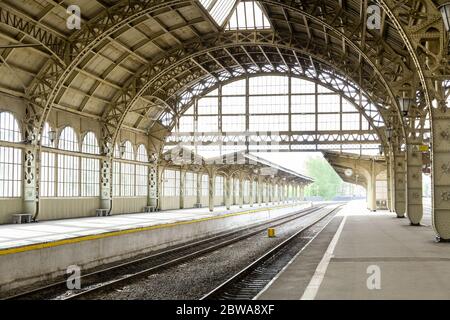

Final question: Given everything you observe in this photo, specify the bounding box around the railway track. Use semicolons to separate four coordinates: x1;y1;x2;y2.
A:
201;204;343;300
3;203;334;300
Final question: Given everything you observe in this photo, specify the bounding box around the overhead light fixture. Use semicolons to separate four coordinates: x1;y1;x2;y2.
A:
48;130;57;144
379;145;384;155
386;127;393;141
104;141;112;154
439;2;450;31
398;96;415;117
344;168;353;177
119;144;126;157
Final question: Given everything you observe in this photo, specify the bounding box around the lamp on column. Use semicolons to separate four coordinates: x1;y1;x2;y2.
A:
119;143;126;158
378;145;384;155
386;127;393;142
398;96;415;117
439;2;450;31
106;141;113;155
48;130;57;144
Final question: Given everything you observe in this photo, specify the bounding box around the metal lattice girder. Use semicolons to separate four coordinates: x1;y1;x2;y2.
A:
153;0;414;127
167;68;386;132
15;0;445;150
24;0;200;145
165;130;381;146
89;1;418;145
0;5;69;63
102;32;399;145
378;0;445;107
261;0;416;87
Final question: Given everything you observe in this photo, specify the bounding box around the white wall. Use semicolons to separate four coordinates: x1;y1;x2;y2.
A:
201;195;208;208
112;197;147;215
0;199;23;224
214;196;224;206
39;198;100;221
160;196;180;211
184;196;197;209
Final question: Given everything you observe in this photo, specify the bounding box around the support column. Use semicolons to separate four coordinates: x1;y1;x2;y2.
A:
266;181;270;206
393;147;406;218
232;177;237;205
278;183;281;204
157;167;163;211
208;172;215;212
223;176;227;206
389;150;396;213
258;177;262;206
239;176;244;208
249;178;254;207
431;107;450;240
300;185;305;201
24;145;38;219
406;143;423;225
225;175;231;210
367;160;377;212
195;172;202;208
284;183;288;203
180;169;186;209
147;163;158;210
386;156;393;212
271;182;276;205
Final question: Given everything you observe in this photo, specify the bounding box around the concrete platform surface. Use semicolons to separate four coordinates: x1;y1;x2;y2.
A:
258;199;450;300
0;201;317;292
0;201;305;252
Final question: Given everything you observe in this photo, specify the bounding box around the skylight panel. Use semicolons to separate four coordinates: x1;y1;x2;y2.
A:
199;0;238;26
226;1;271;30
199;0;215;9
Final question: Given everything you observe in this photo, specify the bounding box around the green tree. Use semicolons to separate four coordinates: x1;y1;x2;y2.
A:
304;156;343;200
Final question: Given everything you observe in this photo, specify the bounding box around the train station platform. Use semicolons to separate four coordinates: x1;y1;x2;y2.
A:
257;199;450;300
0;201;311;293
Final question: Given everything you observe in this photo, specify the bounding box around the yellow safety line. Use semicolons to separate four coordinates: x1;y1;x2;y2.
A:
0;204;297;256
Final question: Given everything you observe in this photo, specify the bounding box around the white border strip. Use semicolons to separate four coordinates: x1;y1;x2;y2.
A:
254;207;338;300
300;213;348;300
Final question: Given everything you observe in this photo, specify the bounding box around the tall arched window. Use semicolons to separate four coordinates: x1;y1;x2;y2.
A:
162;169;180;197
41;122;56;197
201;174;209;197
41;122;55;148
0;112;21;142
57;127;79;197
81;132;100;197
177;75;382;155
58;126;79;151
215;176;224;197
135;145;148;197
81;132;100;154
243;179;250;202
0;112;22;197
121;141;135;197
185;172;197;197
233;178;239;203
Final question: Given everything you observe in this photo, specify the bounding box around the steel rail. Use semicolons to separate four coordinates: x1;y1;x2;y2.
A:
3;203;334;300
200;204;344;300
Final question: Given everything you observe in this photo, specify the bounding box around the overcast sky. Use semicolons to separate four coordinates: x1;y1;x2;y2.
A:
254;152;324;176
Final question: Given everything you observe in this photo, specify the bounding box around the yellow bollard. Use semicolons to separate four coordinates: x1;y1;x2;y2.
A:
268;228;276;238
